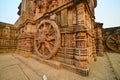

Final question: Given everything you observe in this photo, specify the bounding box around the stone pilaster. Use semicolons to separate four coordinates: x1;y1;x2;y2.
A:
95;23;104;56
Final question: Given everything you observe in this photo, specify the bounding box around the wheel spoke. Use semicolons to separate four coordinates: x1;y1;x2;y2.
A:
49;42;55;46
108;40;115;44
35;39;41;49
43;23;47;31
44;41;52;53
38;30;42;34
49;30;55;36
47;36;55;41
37;43;41;49
110;36;116;41
41;44;45;55
47;25;52;34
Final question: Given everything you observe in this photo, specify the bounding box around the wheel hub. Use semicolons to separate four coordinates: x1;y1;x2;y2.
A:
40;35;47;43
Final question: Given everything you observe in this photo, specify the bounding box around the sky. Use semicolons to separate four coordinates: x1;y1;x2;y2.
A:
0;0;21;24
0;0;120;28
95;0;120;28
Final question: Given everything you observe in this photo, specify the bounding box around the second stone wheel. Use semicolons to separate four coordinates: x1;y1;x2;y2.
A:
106;29;120;53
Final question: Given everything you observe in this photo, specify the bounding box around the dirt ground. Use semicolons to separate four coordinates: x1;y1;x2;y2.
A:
0;52;119;80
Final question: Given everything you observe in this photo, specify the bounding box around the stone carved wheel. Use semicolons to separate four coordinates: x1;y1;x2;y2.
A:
106;29;120;52
34;20;61;59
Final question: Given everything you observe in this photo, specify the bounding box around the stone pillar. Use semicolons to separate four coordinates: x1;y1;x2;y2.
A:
92;37;97;61
76;3;90;75
95;23;104;56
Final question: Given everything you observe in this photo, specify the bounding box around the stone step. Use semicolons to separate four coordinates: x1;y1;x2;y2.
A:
31;54;62;69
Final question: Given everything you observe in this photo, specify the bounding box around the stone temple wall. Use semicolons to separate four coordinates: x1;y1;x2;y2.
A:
15;0;103;76
0;22;17;53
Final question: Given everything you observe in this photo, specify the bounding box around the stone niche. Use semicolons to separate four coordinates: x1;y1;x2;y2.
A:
0;22;17;53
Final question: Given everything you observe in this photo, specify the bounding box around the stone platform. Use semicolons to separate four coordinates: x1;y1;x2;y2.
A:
0;53;119;80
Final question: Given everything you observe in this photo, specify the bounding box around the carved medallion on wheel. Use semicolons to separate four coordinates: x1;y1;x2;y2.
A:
34;20;61;59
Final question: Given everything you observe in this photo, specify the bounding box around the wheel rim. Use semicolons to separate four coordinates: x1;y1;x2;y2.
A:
34;20;61;59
